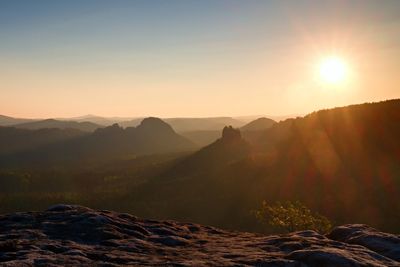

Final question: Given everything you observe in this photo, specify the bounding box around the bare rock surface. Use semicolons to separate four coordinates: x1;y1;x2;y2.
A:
0;205;399;266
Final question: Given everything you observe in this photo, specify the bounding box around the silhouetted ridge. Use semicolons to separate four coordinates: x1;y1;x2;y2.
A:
241;117;276;131
139;117;173;129
13;119;101;132
0;118;195;165
0;115;35;126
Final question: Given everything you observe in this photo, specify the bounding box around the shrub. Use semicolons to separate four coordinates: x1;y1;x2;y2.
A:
254;200;332;234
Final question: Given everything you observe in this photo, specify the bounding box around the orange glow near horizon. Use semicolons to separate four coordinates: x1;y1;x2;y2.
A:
1;2;400;119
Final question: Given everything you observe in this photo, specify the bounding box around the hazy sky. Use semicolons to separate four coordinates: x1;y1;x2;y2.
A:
1;0;400;118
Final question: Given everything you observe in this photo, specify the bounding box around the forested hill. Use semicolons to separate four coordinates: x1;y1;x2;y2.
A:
129;100;400;232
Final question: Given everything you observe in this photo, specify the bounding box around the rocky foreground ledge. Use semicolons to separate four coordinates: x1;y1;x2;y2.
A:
0;205;399;266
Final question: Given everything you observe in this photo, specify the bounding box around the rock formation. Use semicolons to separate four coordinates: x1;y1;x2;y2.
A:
221;125;242;142
0;205;399;266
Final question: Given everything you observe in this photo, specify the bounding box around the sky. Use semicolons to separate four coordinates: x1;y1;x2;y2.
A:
1;0;400;118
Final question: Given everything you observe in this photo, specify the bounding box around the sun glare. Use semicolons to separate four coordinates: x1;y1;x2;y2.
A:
318;57;348;84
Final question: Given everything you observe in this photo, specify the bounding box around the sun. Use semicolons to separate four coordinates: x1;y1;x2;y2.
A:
318;56;348;84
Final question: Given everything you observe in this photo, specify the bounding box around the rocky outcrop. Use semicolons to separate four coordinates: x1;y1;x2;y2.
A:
221;126;242;142
0;205;399;266
327;224;400;262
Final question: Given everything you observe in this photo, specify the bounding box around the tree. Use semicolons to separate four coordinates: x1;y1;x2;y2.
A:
254;200;332;234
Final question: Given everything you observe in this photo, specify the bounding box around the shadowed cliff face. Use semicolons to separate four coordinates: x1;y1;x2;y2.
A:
0;205;398;266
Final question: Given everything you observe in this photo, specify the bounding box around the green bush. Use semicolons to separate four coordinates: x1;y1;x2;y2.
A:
254;200;332;234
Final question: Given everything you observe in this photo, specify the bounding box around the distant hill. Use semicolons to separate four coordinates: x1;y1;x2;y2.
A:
1;117;196;165
240;117;276;131
63;115;133;126
13;119;102;132
234;114;300;123
0;115;36;126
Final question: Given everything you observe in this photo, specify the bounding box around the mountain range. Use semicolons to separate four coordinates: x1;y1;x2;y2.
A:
0;115;35;126
124;99;400;232
0;117;195;166
0;114;283;133
0;100;399;234
0;114;278;148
